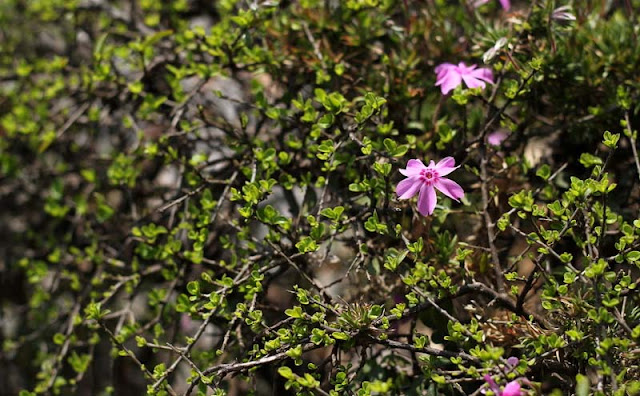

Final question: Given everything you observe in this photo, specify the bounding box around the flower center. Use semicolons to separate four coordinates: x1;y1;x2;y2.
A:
420;168;438;184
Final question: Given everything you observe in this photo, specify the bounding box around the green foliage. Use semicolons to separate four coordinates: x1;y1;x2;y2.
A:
3;0;640;395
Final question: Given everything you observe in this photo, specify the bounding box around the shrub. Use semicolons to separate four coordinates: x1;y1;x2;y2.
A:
2;0;640;395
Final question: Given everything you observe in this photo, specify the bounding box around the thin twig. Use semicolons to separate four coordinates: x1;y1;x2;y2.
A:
56;102;90;138
624;111;640;181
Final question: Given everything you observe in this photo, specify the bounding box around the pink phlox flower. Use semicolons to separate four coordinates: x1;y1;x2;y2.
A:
483;375;522;396
435;62;494;95
487;130;509;146
472;0;511;10
502;381;522;396
506;357;519;368
396;157;464;216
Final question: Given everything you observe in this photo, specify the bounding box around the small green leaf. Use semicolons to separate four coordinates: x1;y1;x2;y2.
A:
536;164;551;180
285;306;303;318
278;366;294;380
186;280;200;295
576;374;590;396
332;332;349;340
431;374;446;384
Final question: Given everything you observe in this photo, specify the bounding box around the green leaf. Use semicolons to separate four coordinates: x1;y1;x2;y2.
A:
431;374;446;384
53;333;66;345
317;113;334;129
579;153;603;168
186;280;200;295
373;162;392;176
332;332;349;340
626;251;640;262
296;236;319;253
536;164;551;180
575;374;590;396
364;211;388;234
285;306;303;318
603;131;620;149
278;366;294;380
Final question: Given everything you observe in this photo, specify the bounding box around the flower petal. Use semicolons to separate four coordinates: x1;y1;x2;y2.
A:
483;375;501;395
506;356;519;368
436;70;462;95
396;177;422;200
435;178;464;201
458;62;476;73
435;156;458;176
399;159;426;176
399;168;418;176
469;67;494;84
435;63;456;76
499;0;511;10
487;131;508;146
407;159;426;169
417;184;437;216
436;156;455;169
502;381;521;396
461;74;487;90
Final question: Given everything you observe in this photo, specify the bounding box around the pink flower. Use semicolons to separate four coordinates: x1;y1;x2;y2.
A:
487;131;509;146
472;0;511;10
484;375;522;396
435;62;494;95
396;157;464;216
502;381;522;396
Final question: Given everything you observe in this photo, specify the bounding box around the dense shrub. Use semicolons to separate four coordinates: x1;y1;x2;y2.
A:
2;0;640;395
